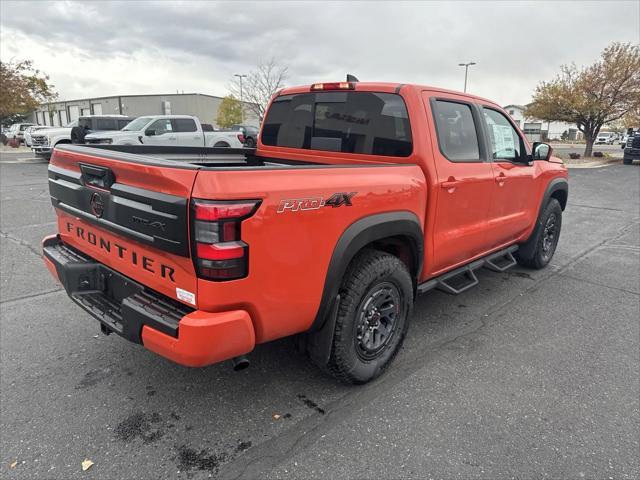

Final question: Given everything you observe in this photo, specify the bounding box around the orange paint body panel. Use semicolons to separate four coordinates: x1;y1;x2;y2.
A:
141;310;255;367
191;165;426;343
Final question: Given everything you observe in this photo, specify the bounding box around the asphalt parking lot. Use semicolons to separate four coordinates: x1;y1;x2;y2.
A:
1;153;638;479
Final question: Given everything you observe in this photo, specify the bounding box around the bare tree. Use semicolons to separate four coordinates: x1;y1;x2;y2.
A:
230;59;287;123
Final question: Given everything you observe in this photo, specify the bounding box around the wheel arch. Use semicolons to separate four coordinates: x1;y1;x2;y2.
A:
543;177;568;211
518;176;568;260
309;211;424;333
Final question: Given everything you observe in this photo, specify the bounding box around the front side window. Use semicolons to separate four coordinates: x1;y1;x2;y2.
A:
122;116;152;131
148;119;173;135
432;100;481;162
483;108;522;161
262;91;412;157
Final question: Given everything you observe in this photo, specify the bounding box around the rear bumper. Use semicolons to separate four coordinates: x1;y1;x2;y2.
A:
42;235;255;367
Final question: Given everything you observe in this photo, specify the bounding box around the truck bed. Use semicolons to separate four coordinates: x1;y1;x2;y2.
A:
63;144;320;169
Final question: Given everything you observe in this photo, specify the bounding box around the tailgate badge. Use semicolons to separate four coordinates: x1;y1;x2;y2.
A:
90;193;105;218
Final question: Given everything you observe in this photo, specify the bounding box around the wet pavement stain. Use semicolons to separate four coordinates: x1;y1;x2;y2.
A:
297;394;326;414
76;367;114;389
115;412;164;444
176;440;253;474
235;440;252;453
177;445;228;473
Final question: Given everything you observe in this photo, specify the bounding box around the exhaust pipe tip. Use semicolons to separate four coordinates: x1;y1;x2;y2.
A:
231;355;250;371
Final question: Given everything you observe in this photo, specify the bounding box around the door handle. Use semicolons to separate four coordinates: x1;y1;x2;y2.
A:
168;137;177;140
495;173;507;184
441;177;461;189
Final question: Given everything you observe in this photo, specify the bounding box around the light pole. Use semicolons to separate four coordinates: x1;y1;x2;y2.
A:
458;62;476;93
234;73;247;123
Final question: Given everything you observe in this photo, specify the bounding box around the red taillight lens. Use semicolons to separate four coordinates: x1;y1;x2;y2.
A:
194;201;258;221
191;199;260;281
310;82;355;91
196;242;245;260
237;134;246;144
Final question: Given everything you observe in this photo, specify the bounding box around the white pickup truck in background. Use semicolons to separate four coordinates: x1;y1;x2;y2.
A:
84;115;244;147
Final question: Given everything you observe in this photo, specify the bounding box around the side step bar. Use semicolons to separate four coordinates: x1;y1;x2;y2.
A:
417;245;518;295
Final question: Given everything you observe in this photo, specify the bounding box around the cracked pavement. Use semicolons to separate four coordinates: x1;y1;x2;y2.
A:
1;153;638;479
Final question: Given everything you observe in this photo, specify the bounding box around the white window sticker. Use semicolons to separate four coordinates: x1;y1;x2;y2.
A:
492;124;516;159
176;288;196;306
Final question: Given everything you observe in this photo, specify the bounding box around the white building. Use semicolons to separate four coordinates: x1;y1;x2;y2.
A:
504;104;582;142
31;93;260;129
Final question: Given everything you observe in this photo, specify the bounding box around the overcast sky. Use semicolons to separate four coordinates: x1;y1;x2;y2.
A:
1;1;638;106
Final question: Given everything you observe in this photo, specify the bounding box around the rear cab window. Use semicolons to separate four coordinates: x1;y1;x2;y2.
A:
261;91;412;157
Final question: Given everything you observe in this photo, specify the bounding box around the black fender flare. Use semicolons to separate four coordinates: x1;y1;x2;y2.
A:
519;177;568;257
310;211;423;329
540;177;568;212
304;211;423;367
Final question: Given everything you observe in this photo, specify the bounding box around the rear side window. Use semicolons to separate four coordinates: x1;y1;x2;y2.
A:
173;118;197;132
262;91;412;157
95;118;117;130
432;100;481;162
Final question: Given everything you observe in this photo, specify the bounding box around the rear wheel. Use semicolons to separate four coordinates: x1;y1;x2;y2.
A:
623;156;633;165
244;137;256;148
326;249;413;384
214;141;230;148
516;199;562;269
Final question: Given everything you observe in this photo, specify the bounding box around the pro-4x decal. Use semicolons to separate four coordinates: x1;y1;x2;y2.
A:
277;192;357;213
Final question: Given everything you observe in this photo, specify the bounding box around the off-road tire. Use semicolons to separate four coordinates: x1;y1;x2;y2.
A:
623;156;633;165
516;198;562;269
326;249;413;384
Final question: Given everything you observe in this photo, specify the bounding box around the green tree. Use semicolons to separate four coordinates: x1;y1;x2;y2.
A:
0;59;57;125
216;95;242;128
526;42;640;157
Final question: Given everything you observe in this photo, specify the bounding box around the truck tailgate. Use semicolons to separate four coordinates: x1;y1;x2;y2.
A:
48;147;199;307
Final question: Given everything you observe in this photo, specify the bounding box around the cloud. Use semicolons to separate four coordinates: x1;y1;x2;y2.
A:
1;0;638;106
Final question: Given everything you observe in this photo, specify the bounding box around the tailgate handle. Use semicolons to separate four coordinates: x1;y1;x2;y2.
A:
80;163;115;190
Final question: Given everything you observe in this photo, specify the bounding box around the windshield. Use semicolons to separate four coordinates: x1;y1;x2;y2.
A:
261;91;412;157
122;117;152;131
64;120;78;128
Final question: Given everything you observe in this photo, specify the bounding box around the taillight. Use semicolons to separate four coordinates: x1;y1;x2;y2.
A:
310;82;355;91
191;199;260;281
237;133;246;144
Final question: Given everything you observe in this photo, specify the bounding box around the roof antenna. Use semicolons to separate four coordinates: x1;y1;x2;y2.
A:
346;74;359;82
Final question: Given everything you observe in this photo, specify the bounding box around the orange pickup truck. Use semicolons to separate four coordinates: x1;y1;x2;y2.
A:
42;81;568;383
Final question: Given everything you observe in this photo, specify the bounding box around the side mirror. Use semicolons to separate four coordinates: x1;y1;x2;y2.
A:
145;129;156;136
532;142;552;161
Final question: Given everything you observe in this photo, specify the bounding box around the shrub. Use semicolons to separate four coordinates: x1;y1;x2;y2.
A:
593;151;604;157
569;152;581;159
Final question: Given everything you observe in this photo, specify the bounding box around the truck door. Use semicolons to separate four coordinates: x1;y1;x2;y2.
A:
424;94;495;274
143;118;178;146
479;105;537;247
172;118;202;146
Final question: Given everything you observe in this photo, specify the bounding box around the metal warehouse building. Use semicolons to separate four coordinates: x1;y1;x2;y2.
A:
31;93;259;128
